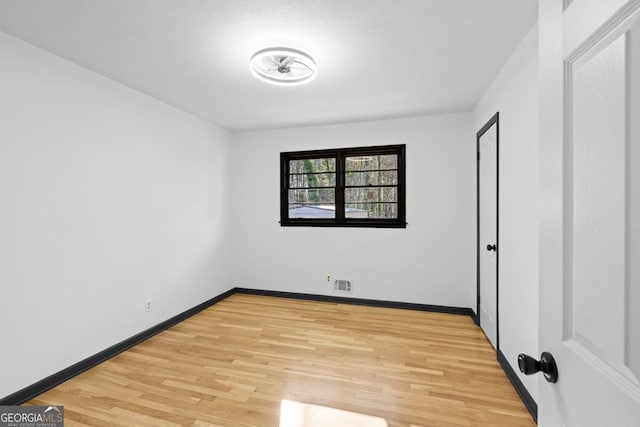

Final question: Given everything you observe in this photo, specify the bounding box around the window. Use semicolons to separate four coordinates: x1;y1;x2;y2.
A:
280;145;406;228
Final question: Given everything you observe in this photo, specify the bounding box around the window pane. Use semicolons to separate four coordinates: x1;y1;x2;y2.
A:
288;187;336;219
289;204;336;219
288;189;335;204
346;203;398;219
289;173;336;188
345;187;397;203
345;154;397;172
345;170;397;186
289;158;336;174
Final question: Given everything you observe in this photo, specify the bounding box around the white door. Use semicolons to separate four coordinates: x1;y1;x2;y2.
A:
538;0;640;425
478;114;498;350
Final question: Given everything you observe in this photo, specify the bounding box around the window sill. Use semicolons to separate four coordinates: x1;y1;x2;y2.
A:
280;220;407;229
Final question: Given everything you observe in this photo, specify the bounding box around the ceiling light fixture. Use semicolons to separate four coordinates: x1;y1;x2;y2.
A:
250;47;316;86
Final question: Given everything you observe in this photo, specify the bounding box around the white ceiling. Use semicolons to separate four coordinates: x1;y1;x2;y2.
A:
0;0;537;131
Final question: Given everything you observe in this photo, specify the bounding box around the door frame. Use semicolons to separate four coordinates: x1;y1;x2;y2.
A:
476;112;500;350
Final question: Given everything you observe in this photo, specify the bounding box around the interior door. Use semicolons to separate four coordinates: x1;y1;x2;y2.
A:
538;0;640;425
478;114;498;350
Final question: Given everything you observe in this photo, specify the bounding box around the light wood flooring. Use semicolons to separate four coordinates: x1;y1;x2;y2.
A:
29;293;536;426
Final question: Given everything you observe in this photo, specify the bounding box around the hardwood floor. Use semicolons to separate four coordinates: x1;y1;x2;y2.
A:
29;294;535;426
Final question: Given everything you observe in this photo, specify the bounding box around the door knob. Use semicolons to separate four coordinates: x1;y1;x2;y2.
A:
486;244;497;251
518;352;558;383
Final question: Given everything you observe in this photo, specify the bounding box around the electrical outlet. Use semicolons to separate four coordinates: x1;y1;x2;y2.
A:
326;275;331;283
145;299;152;313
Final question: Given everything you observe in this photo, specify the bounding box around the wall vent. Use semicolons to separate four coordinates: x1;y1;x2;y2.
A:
333;279;352;293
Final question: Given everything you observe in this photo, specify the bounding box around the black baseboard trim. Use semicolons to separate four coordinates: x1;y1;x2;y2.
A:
471;311;480;326
233;288;475;317
497;349;537;422
0;288;237;406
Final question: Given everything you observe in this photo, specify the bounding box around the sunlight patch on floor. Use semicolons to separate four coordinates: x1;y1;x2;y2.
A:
279;399;388;427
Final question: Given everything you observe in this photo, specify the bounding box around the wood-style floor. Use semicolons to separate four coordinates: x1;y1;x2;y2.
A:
29;294;535;426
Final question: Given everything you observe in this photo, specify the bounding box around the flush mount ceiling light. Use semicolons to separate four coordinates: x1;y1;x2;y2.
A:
250;47;316;86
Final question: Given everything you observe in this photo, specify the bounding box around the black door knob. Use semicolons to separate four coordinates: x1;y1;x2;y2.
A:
518;352;558;383
486;244;497;251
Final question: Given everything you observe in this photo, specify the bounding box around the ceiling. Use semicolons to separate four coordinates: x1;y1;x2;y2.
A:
0;0;537;131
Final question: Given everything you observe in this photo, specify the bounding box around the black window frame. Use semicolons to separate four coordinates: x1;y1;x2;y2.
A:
280;144;406;228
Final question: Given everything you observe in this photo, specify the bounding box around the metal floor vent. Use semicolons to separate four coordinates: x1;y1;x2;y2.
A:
333;279;352;293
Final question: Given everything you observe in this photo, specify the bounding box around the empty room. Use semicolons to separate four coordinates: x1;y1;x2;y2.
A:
1;0;639;426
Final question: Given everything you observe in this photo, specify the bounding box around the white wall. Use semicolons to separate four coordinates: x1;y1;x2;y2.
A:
0;31;233;398
473;24;539;400
230;114;475;308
